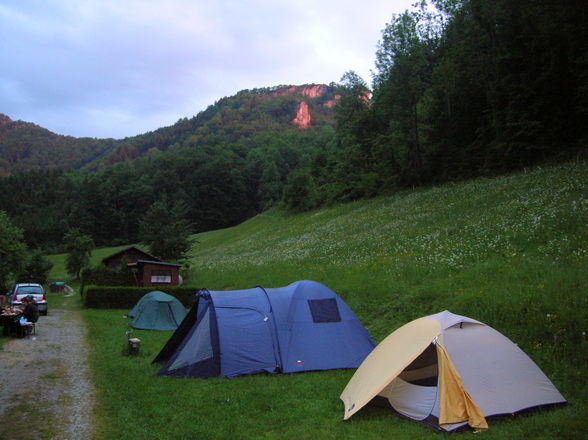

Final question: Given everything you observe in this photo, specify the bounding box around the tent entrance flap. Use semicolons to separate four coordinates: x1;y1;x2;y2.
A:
153;296;200;364
167;306;214;371
378;343;439;421
380;378;438;421
158;298;221;378
398;343;438;386
340;316;441;420
436;341;488;430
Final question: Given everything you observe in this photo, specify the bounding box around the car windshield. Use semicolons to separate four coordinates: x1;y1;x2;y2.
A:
16;286;43;295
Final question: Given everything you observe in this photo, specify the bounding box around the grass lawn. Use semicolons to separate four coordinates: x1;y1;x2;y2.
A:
53;160;587;439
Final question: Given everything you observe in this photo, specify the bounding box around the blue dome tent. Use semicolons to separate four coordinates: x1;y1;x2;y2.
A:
153;280;375;378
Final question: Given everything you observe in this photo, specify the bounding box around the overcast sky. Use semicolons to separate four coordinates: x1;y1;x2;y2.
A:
1;0;417;139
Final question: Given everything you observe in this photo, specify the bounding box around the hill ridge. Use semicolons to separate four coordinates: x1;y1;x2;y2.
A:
0;83;337;175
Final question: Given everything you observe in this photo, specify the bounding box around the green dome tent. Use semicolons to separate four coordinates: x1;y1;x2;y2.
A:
129;291;187;331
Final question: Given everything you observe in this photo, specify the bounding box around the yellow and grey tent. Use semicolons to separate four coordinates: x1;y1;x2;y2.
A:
340;310;566;431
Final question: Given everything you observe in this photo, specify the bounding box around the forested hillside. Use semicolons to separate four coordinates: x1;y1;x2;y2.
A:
0;114;116;177
0;84;338;176
1;0;585;255
96;84;338;166
303;0;586;205
0;85;339;251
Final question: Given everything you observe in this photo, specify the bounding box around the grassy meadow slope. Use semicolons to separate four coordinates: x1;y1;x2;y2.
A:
77;160;586;439
188;160;587;346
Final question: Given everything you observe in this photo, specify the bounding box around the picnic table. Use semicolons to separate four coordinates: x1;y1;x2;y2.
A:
0;309;29;337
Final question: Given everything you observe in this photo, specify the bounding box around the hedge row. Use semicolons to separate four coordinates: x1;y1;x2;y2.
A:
84;286;200;309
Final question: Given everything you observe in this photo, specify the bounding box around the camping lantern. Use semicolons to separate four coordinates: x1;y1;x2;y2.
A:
128;337;141;354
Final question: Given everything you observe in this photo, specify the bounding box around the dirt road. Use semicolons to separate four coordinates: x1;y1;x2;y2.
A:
0;297;95;440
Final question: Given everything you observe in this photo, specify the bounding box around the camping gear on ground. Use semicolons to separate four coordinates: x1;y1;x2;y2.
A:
128;291;187;331
50;281;65;293
127;338;141;354
153;280;375;378
340;310;566;432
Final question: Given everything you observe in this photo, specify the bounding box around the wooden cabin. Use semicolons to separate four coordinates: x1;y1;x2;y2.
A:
127;260;182;287
102;246;160;270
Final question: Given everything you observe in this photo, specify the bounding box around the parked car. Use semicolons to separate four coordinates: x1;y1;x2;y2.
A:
9;283;48;315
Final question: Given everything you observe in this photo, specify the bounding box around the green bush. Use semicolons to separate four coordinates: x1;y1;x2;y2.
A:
84;286;199;309
81;265;136;287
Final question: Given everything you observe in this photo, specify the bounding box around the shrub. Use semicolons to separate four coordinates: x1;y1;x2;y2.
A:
282;168;314;212
81;265;136;287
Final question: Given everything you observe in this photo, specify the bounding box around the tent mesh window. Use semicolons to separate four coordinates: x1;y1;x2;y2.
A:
398;343;439;386
307;298;341;323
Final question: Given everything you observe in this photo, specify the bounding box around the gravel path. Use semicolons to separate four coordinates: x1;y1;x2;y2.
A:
0;298;95;440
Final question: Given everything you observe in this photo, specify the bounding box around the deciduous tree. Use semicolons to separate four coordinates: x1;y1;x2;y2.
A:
139;199;194;261
17;249;54;285
64;229;94;279
0;211;27;290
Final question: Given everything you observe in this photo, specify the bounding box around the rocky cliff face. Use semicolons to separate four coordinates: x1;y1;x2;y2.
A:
270;84;331;99
292;101;311;128
268;84;339;128
323;95;341;108
323;90;371;109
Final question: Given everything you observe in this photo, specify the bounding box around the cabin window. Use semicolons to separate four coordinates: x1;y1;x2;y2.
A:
151;270;172;284
308;298;341;323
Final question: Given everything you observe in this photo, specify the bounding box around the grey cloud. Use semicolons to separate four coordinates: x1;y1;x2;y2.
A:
1;0;415;138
